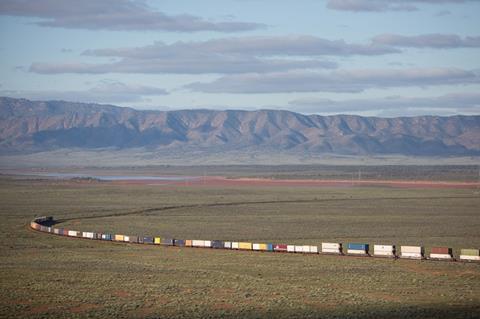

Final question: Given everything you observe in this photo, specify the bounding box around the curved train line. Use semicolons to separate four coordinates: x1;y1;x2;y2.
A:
30;215;479;264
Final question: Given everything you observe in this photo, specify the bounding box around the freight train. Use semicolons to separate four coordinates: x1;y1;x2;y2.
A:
30;216;480;262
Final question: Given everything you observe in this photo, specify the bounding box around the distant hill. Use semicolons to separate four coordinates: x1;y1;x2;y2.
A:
0;96;479;157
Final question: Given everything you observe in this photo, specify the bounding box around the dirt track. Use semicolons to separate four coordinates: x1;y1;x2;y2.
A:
110;176;480;189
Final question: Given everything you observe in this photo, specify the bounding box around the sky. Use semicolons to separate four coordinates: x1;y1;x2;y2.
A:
0;0;479;117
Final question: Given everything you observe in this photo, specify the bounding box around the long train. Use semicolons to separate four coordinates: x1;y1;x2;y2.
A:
30;216;480;262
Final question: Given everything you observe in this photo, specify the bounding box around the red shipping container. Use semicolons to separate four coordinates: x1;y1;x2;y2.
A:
274;244;288;252
431;247;452;254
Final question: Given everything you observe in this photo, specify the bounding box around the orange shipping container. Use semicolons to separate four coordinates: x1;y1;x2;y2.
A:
114;234;124;241
185;240;192;247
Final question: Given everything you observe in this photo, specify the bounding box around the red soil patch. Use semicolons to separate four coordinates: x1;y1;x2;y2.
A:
112;290;131;298
110;176;480;189
69;303;101;313
26;304;53;315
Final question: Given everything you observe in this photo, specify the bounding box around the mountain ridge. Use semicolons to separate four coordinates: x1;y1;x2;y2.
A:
1;96;479;156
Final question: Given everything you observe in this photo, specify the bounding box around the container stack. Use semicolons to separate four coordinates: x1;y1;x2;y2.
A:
459;249;480;262
373;244;396;258
273;244;288;252
321;243;342;254
238;242;252;250
429;247;453;261
347;243;369;255
400;246;424;259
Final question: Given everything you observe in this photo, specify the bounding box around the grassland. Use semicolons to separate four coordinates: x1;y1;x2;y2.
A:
0;176;479;318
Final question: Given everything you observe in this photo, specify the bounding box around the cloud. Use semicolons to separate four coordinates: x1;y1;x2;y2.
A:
0;81;168;104
372;34;480;48
327;0;474;12
185;68;480;93
288;92;480;115
0;0;264;32
28;36;401;75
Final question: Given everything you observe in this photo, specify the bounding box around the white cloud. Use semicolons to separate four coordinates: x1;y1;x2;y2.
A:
0;81;168;104
186;68;480;93
372;34;480;48
327;0;474;12
0;0;264;32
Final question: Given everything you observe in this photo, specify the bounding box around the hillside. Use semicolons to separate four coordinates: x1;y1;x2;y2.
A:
0;97;479;157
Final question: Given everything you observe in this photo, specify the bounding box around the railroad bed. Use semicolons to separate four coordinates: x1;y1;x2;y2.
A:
30;216;480;263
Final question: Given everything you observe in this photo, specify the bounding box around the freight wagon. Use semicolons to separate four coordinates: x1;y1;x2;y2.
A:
400;246;425;260
321;243;342;254
429;247;453;261
373;244;396;258
459;249;480;262
347;243;369;256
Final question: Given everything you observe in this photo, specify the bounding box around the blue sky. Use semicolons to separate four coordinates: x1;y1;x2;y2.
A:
1;0;479;117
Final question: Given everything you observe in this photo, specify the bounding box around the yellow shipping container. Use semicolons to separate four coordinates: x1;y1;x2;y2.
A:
185;240;192;247
154;237;161;244
115;234;124;241
258;243;268;250
239;242;252;250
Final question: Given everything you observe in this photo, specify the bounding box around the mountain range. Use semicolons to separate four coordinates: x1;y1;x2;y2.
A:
1;97;479;157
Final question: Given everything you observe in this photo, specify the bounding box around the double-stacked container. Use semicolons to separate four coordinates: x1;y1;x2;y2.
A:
347;243;369;255
374;245;396;258
224;241;232;249
429;247;453;260
287;245;295;253
253;243;273;251
321;243;342;254
459;249;480;261
238;242;252;250
400;246;424;259
273;244;288;252
82;232;95;239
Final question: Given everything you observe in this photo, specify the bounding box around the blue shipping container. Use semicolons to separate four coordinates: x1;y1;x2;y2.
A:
267;243;274;251
161;238;174;246
211;240;224;249
348;243;369;250
174;239;185;246
143;236;154;244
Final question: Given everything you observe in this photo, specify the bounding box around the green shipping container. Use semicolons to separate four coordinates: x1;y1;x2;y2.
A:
460;249;479;256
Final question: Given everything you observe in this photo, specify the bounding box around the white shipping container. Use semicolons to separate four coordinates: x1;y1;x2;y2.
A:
54;228;60;234
348;249;367;255
232;242;239;249
322;243;341;250
83;232;94;239
123;236;130;242
310;246;319;253
374;245;395;256
224;242;232;249
253;243;261;251
401;252;423;259
401;246;423;254
287;245;295;253
295;246;304;253
460;255;480;261
303;245;311;253
192;240;205;247
430;253;452;259
204;240;212;247
68;230;78;237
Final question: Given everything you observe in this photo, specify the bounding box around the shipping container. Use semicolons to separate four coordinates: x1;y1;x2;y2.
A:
347;243;369;255
123;236;130;242
287;245;295;253
294;245;304;253
54;228;61;235
429;247;453;260
211;240;224;249
154;237;161;244
143;236;154;244
204;240;212;248
267;243;274;251
114;234;124;241
101;234;112;240
239;242;252;250
321;243;342;254
400;246;425;259
68;230;79;237
373;244;396;257
460;249;480;261
274;244;288;252
185;239;192;247
174;239;185;247
161;238;174;246
231;242;239;249
82;232;95;239
224;241;232;249
430;247;452;254
61;229;69;236
129;236;138;243
192;240;205;247
138;237;144;244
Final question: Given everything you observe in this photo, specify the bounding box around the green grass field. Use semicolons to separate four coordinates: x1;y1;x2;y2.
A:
1;177;479;318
